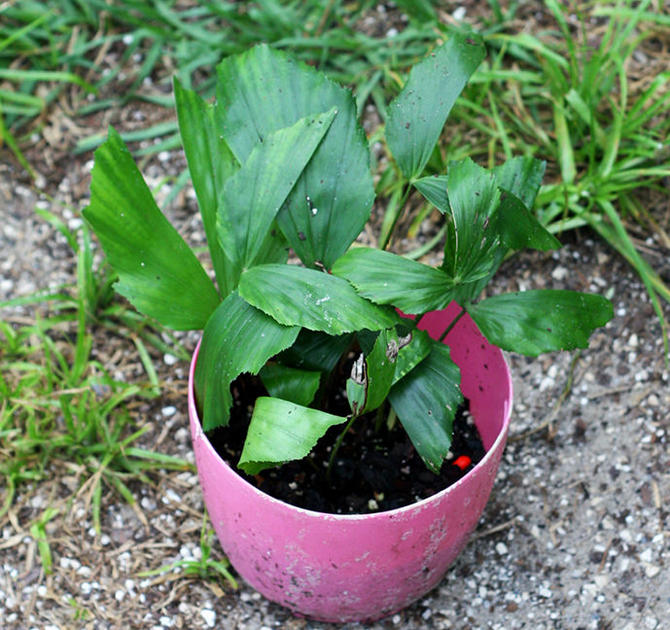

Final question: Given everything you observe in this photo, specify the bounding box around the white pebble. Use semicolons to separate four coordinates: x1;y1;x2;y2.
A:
161;406;177;417
644;564;660;578
200;609;216;628
141;496;157;511
453;6;466;20
551;266;568;280
495;542;508;555
163;353;178;365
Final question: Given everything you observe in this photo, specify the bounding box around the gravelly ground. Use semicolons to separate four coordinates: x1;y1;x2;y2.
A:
2;138;669;630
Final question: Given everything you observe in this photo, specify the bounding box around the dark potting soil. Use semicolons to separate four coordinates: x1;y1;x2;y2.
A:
206;374;486;515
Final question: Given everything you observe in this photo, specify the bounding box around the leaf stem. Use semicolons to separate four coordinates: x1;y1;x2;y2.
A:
327;414;357;483
438;306;466;343
379;182;412;251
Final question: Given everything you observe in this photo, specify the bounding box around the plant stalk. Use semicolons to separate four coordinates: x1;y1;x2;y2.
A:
438;306;466;343
327;414;357;484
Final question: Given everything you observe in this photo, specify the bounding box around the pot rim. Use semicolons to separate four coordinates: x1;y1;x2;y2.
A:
188;326;513;522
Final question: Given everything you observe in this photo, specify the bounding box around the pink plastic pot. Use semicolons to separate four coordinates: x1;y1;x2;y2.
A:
188;303;513;623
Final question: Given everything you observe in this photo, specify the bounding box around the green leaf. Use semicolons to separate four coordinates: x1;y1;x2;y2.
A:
219;108;337;269
238;397;347;475
414;175;448;213
259;364;321;407
331;247;456;314
494;190;561;252
492;156;546;211
442;158;501;283
216;44;374;268
194;292;300;431
347;328;399;416
467;290;614;356
278;329;354;373
174;78;239;297
393;328;432;384
388;342;463;473
238;264;399;334
83;127;219;330
346;374;367;418
386;32;486;180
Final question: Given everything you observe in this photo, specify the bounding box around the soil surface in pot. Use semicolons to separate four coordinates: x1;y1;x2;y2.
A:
206;375;486;514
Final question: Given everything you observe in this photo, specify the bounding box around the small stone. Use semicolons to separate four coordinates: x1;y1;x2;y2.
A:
161;406;177;417
644;617;658;629
495;542;508;555
639;548;653;563
200;609;216;628
421;608;432;620
628;333;639;347
594;574;609;588
163;353;178;366
453;6;466;20
551;266;568;281
141;496;157;511
644;564;660;578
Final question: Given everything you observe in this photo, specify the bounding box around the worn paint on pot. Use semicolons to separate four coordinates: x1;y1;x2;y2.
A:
188;303;513;623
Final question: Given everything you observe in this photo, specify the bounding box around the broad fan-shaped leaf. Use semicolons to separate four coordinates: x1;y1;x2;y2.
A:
174;78;239;297
386;32;485;180
259;364;321;407
388;342;462;473
442;158;501;283
467;290;614;356
194;292;300;431
331;247;456;313
239;397;347;475
494;190;561;252
215;44;374;268
238;264;399;334
278;329;354;373
414;175;448;213
83;127;219;330
347;328;399;416
219;108;337;270
393;328;432;384
492;155;545;212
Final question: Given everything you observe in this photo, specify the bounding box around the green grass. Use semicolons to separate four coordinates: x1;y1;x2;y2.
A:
1;1;448;160
137;511;238;588
0;216;190;530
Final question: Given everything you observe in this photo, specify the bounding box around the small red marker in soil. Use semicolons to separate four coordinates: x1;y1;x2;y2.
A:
452;455;471;471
